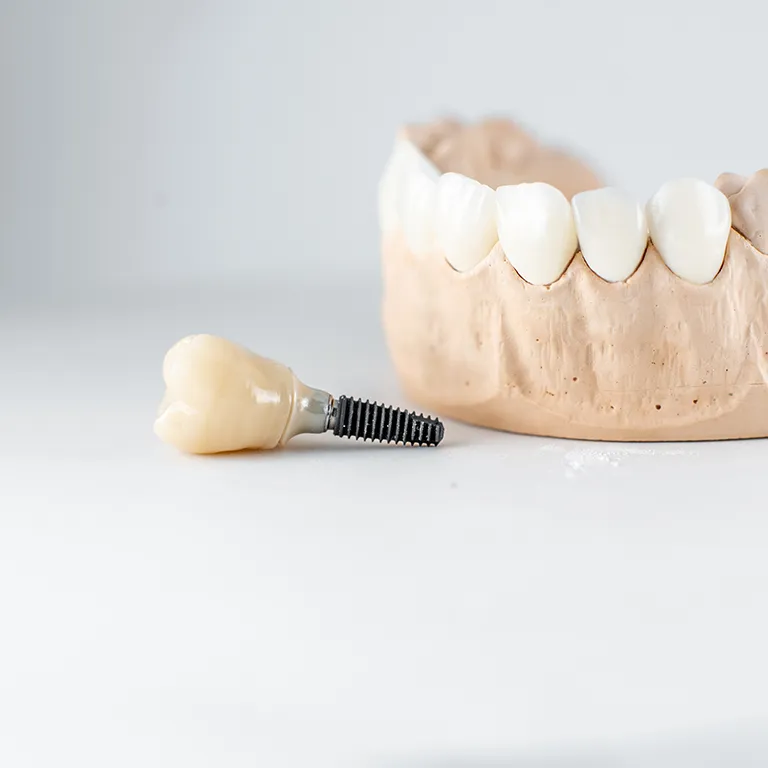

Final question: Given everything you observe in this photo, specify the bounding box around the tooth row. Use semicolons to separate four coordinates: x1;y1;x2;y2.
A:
379;140;733;285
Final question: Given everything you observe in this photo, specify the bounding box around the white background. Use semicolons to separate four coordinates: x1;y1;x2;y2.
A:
2;1;768;766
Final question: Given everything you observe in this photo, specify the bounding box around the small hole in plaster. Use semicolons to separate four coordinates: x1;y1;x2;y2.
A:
693;399;699;404
655;404;662;410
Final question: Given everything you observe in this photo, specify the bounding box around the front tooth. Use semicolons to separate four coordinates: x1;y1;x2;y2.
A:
571;188;648;282
378;139;438;235
400;163;439;255
496;182;577;285
646;178;731;284
434;172;497;271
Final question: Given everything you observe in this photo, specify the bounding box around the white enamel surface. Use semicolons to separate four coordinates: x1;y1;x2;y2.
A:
377;139;439;234
496;182;578;285
434;172;497;272
646;178;732;284
377;141;405;233
572;188;648;282
400;166;439;256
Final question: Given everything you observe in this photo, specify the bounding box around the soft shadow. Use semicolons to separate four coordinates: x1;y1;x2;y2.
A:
286;440;471;453
175;435;470;461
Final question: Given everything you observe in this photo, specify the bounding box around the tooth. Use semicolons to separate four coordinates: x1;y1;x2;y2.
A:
400;163;440;255
378;139;439;235
496;182;577;285
646;178;731;284
378;144;403;233
434;172;497;271
154;334;296;454
571;188;648;282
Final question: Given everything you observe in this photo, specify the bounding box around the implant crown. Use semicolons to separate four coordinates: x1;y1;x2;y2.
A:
154;334;445;454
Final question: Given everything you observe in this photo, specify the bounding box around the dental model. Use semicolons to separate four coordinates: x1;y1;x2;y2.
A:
154;334;444;454
380;118;768;441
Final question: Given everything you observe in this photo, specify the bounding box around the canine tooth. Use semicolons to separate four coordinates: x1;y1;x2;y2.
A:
401;165;439;255
646;178;731;284
571;188;648;282
434;172;497;271
378;143;405;233
378;139;438;234
496;182;577;285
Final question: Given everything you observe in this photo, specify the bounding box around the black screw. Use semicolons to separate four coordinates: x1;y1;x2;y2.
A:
329;396;444;446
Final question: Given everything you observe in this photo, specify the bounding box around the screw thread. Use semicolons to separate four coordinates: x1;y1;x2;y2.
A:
331;396;444;446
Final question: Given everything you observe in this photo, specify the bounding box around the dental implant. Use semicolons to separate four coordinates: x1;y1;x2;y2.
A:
327;396;444;446
154;334;444;454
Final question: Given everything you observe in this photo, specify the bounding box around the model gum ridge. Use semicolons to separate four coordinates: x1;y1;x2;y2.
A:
380;118;768;441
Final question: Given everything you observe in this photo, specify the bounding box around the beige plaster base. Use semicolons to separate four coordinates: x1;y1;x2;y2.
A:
382;233;768;441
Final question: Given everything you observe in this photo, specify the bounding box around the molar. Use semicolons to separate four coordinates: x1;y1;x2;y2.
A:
154;335;297;454
571;188;648;282
496;182;578;285
434;172;497;272
646;178;731;284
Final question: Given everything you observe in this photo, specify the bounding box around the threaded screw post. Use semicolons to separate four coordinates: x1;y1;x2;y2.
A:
328;396;444;447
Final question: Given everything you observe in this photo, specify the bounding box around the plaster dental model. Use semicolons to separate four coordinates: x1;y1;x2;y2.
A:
154;334;444;454
380;118;768;441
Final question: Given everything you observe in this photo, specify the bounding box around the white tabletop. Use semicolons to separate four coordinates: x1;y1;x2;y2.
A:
1;280;767;766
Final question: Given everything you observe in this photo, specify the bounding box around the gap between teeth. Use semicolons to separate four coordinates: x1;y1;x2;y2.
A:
380;139;734;285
